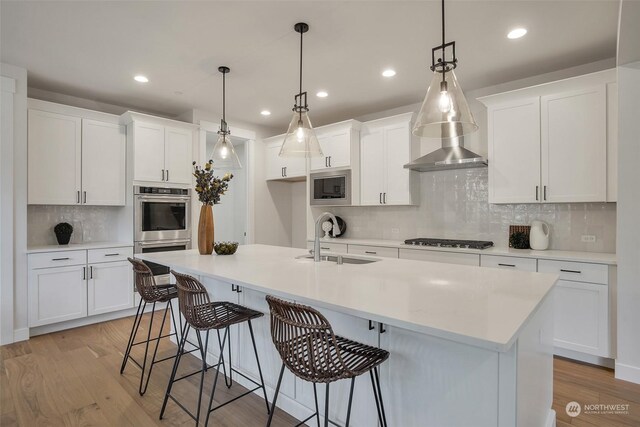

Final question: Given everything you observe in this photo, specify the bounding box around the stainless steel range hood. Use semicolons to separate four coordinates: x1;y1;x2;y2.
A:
404;136;487;172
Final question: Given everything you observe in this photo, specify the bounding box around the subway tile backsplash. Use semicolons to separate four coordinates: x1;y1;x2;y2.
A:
321;168;616;253
28;205;121;246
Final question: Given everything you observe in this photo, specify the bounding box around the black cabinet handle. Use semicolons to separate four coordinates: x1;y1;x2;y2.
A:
383;193;387;204
82;267;86;280
52;257;70;261
365;251;377;255
543;185;547;201
536;186;539;201
162;169;165;181
368;320;375;331
166;170;169;181
320;247;330;250
498;263;516;268
231;284;237;292
281;167;284;177
284;167;287;177
105;253;119;257
328;156;332;167
379;323;386;334
560;269;582;274
76;190;80;204
89;266;93;279
379;193;382;204
83;191;87;204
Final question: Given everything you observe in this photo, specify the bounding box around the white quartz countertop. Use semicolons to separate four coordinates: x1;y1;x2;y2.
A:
27;241;133;253
137;244;558;352
309;237;617;265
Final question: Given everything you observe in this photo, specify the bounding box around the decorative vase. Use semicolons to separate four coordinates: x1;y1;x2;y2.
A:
55;232;72;245
198;205;214;255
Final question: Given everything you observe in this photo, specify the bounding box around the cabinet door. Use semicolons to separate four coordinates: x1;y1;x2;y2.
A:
541;86;607;202
87;261;134;316
283;156;306;179
487;98;541;204
311;132;351;171
310;134;331;171
237;288;295;399
295;307;380;427
29;265;87;326
360;129;385;205
265;142;287;180
164;127;193;185
553;280;609;357
82;120;126;206
384;124;413;205
133;122;165;183
28;110;81;205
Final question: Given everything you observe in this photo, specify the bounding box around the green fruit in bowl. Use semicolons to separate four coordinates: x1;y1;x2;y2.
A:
214;241;239;255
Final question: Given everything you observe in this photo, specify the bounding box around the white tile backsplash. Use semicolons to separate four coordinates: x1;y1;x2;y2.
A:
317;168;616;253
28;205;122;246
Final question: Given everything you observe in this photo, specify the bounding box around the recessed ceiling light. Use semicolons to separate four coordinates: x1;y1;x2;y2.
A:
507;28;527;39
382;69;396;78
260;110;271;116
316;91;328;98
134;75;149;83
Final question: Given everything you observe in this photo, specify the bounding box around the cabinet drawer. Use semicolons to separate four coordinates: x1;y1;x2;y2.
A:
399;249;479;266
480;255;537;272
348;244;398;258
306;241;348;253
88;246;133;264
29;250;87;269
538;259;608;285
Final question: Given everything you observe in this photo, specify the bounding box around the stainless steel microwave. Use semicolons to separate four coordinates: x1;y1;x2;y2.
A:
310;170;352;206
134;186;191;242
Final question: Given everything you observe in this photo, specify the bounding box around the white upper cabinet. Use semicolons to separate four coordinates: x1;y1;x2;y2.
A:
126;113;194;186
486;98;541;204
360;113;418;206
263;135;307;181
310;120;360;171
28;110;82;205
541;86;606;202
82;120;126;205
164;126;193;185
479;69;616;204
28;105;126;206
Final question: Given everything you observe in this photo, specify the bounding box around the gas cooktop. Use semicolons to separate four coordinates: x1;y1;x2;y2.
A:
404;238;494;250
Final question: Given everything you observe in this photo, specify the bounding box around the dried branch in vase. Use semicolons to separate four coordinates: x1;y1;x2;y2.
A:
192;160;233;205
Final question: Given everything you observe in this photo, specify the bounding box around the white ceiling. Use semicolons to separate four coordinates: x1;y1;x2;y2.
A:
1;1;619;130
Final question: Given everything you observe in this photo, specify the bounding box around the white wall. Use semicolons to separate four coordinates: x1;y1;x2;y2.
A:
0;62;28;344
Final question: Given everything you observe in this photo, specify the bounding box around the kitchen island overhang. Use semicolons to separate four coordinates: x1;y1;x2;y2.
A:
137;244;558;427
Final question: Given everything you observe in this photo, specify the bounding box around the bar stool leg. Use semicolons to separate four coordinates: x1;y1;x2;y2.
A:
247;319;270;413
226;326;233;388
139;301;171;395
345;377;356;427
370;367;388;427
194;329;209;426
120;299;145;374
160;324;190;419
204;326;228;427
312;383;321;427
215;329;229;383
266;363;285;427
137;302;157;395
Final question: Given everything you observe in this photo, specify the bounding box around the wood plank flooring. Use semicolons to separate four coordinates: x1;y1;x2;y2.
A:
2;314;640;426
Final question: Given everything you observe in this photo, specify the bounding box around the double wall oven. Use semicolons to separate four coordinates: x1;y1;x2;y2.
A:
134;186;191;285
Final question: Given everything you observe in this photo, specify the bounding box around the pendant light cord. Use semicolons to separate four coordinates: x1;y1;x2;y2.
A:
222;71;226;122
441;0;447;83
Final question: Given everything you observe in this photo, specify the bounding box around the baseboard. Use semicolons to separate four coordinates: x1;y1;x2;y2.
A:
546;409;556;427
615;362;640;384
13;328;29;343
29;303;166;337
554;347;614;368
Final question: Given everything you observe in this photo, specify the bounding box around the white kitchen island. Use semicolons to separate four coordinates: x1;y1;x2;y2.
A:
137;244;558;427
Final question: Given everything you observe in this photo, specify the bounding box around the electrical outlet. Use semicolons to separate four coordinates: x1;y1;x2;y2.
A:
581;235;596;243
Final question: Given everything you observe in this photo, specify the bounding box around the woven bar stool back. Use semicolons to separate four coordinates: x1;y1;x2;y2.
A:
128;257;170;303
173;271;219;330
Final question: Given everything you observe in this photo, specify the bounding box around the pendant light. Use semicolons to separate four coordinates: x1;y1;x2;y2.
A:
210;66;242;169
279;22;323;158
412;0;478;139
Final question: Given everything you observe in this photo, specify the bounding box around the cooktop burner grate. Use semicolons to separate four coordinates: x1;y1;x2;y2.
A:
404;238;494;250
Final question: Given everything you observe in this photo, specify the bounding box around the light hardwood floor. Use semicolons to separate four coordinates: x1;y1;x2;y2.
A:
1;314;640;426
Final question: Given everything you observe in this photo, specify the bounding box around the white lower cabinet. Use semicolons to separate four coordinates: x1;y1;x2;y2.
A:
28;246;134;327
552;280;609;357
347;244;398;258
87;261;134;316
480;254;537;272
399;248;480;266
29;265;88;327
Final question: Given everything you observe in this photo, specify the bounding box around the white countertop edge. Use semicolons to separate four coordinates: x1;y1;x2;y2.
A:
309;238;617;265
27;241;134;253
136;251;556;353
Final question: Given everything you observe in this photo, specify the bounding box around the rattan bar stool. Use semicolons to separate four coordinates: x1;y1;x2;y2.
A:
161;270;270;427
265;295;389;427
120;258;195;395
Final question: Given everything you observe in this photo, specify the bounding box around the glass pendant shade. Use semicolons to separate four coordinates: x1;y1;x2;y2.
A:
210;132;242;169
413;69;478;139
279;110;323;158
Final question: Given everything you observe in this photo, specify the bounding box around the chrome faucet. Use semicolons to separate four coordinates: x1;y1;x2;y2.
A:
313;212;341;262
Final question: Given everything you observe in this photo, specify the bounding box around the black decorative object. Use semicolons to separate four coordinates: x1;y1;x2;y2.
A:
509;231;530;250
328;216;347;238
54;222;73;245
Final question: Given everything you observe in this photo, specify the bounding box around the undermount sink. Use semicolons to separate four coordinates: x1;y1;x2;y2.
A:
295;254;379;264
